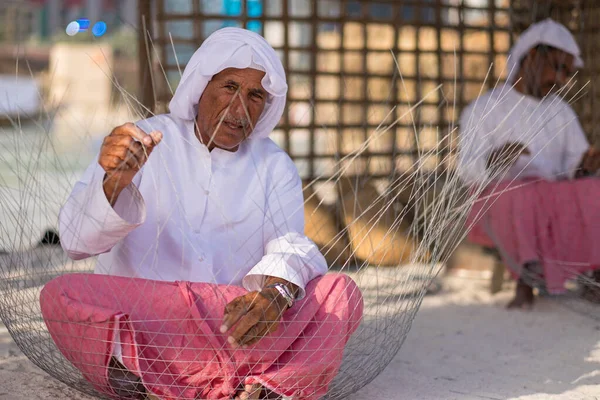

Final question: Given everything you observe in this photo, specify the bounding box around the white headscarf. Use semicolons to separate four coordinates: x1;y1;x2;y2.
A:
169;27;288;140
507;18;584;83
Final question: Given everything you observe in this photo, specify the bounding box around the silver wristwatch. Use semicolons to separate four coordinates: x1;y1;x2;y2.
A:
264;283;295;309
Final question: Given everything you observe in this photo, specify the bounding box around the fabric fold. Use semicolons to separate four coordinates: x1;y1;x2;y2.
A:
41;273;363;399
467;178;600;293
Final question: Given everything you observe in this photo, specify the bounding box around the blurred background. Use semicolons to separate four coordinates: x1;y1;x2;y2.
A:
1;0;599;269
2;0;599;172
0;3;599;399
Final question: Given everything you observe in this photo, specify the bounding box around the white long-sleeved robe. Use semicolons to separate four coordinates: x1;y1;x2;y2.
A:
457;84;589;185
58;114;327;298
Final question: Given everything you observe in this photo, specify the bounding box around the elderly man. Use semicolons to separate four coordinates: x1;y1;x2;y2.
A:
40;28;363;400
458;18;600;309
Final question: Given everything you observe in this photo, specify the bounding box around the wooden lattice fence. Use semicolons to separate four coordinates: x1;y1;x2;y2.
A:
136;0;600;181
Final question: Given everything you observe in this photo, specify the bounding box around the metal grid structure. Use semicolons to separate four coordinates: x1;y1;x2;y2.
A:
137;0;600;182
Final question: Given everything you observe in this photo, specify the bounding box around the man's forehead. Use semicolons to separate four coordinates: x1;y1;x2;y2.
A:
213;67;266;87
545;49;575;64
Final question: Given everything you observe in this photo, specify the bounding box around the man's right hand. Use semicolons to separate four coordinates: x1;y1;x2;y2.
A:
486;142;530;172
100;123;162;206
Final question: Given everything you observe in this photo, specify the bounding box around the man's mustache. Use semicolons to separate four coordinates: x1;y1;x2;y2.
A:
222;115;251;130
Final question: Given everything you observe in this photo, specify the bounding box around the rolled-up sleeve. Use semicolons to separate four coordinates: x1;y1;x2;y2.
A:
242;156;328;299
58;161;146;260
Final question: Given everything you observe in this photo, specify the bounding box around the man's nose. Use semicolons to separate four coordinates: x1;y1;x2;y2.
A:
229;93;248;118
554;70;569;86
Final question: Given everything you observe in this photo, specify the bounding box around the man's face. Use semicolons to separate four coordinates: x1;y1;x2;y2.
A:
196;67;267;151
522;47;575;98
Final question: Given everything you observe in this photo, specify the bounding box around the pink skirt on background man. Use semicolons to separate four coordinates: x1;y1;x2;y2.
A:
40;273;363;400
466;178;600;293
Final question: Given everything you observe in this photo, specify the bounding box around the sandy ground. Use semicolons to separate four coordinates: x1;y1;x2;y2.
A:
352;275;600;400
0;273;598;400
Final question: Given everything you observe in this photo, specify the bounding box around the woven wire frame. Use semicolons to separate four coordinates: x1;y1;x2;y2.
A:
0;116;470;400
0;105;474;399
1;0;599;399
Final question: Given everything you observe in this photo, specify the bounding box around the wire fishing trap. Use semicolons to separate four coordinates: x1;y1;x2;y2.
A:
1;1;600;399
0;49;482;400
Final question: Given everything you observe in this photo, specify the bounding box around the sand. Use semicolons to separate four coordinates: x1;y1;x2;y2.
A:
0;274;598;400
352;275;600;400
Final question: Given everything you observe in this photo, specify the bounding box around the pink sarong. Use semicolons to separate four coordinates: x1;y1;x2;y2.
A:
466;178;600;293
40;273;363;400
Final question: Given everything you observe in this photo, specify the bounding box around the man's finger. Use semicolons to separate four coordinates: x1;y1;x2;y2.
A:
103;146;141;171
137;130;162;150
112;123;159;147
104;132;161;156
123;150;142;170
239;324;271;347
238;323;265;347
106;140;155;170
103;145;130;161
149;131;163;146
228;312;260;347
102;155;127;171
130;142;149;164
220;298;247;334
104;135;134;148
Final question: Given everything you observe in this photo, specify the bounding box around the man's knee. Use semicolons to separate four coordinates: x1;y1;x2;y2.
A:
40;274;73;304
310;273;363;319
314;273;359;292
40;273;102;311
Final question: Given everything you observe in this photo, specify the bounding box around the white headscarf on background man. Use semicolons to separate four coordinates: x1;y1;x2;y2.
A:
168;27;288;140
457;18;589;185
506;18;583;83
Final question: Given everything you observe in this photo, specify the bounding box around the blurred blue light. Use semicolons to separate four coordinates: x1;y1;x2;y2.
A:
92;21;107;37
77;18;90;32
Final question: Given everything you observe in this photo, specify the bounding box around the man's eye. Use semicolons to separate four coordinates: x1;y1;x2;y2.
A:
225;85;237;91
553;63;569;73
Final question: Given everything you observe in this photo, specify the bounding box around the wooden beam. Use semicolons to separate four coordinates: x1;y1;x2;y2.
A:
137;0;155;117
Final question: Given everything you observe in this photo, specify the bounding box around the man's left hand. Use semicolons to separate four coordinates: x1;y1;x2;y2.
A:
220;289;288;348
579;147;600;176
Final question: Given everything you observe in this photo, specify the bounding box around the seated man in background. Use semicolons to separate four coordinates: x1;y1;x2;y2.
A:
457;18;600;309
41;27;363;400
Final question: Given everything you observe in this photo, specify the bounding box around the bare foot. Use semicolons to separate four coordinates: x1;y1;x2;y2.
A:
107;357;147;399
507;280;534;310
581;272;600;303
581;285;600;303
235;383;263;399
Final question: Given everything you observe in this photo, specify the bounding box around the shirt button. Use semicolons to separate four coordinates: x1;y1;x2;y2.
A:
204;190;210;195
